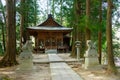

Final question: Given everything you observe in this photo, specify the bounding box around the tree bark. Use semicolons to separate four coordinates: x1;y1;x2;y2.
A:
0;0;18;67
85;0;91;40
98;31;102;64
70;28;77;57
34;0;37;25
70;0;78;57
70;0;85;57
106;0;117;74
85;0;91;41
98;0;102;64
20;0;25;51
60;0;63;25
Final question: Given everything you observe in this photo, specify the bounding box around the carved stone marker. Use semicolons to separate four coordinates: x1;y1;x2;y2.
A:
18;40;33;71
84;40;99;69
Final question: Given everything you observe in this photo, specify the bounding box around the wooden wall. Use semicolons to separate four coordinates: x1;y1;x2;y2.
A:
35;32;63;49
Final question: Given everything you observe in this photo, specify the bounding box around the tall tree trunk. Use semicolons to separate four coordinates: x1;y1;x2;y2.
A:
85;0;91;41
70;0;84;57
20;0;25;50
70;0;78;57
98;31;102;64
0;0;18;67
0;0;6;51
70;28;77;57
20;0;30;46
106;0;117;74
52;0;55;16
60;0;63;25
34;0;37;25
98;0;102;64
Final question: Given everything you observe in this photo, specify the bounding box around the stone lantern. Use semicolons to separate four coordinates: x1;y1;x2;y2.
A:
75;41;81;61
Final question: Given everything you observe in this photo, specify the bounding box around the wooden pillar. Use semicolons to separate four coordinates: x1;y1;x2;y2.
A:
61;34;63;46
35;36;37;47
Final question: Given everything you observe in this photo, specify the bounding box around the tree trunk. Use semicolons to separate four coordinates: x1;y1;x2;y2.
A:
52;0;55;17
106;0;117;74
70;0;85;57
0;0;18;67
20;0;25;51
85;0;91;41
70;28;77;57
20;0;30;46
98;0;102;64
98;31;102;64
60;0;63;25
34;0;37;25
70;0;78;57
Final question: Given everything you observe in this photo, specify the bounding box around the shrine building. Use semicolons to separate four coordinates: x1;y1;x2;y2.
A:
27;14;72;53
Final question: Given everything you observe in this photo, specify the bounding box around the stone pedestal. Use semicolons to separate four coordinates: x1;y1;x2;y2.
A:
18;40;33;71
84;40;99;69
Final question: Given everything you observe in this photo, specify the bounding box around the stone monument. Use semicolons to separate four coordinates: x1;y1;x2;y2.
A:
18;40;33;71
84;40;99;69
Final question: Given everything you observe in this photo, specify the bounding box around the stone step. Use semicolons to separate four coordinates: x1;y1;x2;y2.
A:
45;49;57;53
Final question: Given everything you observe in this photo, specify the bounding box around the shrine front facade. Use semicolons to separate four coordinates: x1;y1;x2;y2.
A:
27;14;72;53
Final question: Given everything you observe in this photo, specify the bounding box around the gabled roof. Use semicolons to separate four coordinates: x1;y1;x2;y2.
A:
38;14;62;27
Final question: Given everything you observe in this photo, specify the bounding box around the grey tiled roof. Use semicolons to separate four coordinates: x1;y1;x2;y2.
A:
27;26;73;31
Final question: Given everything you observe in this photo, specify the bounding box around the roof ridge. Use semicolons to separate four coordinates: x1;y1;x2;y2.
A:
38;14;63;27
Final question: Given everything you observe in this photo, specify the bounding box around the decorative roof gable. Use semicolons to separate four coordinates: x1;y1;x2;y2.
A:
38;14;62;27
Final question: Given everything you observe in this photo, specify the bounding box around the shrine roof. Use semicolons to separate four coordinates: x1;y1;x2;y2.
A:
38;14;63;27
27;26;72;31
27;14;72;35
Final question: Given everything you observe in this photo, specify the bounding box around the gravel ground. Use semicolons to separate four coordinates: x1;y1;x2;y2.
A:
0;54;51;80
0;53;120;80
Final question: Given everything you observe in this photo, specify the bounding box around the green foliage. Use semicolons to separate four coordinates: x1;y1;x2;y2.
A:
17;0;39;27
113;41;120;57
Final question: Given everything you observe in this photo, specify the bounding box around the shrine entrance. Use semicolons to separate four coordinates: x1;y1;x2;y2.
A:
37;32;63;50
45;37;57;49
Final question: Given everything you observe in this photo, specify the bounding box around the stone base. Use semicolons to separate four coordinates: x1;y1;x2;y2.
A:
84;57;99;70
18;59;33;71
82;64;102;70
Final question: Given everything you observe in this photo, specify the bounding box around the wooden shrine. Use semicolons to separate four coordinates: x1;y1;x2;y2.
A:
27;14;72;53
